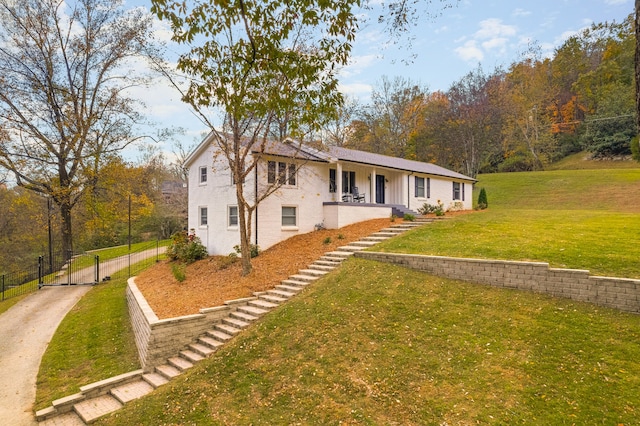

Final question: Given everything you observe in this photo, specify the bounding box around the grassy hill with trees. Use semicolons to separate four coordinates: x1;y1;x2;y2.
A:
66;160;640;425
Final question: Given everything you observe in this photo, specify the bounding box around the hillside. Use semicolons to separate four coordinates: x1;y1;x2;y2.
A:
93;162;640;425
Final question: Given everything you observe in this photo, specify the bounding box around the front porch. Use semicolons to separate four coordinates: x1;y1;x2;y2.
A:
322;202;416;229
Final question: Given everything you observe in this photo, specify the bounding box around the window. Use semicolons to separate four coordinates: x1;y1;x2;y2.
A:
453;182;461;200
268;161;296;186
199;207;208;226
199;166;207;184
228;205;238;227
415;176;425;198
342;170;356;193
282;206;297;226
329;169;336;193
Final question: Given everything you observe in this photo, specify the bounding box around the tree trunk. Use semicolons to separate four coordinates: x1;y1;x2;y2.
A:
237;192;253;276
635;0;640;132
60;199;74;261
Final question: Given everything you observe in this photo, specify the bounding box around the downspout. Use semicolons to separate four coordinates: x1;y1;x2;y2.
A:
254;163;259;247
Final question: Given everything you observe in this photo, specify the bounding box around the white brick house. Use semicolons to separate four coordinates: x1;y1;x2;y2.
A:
185;134;476;256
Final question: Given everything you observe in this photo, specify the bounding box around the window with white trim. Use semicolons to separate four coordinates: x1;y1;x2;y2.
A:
267;161;296;186
281;206;297;227
453;182;462;200
415;176;425;198
199;206;208;226
228;205;238;227
199;166;207;184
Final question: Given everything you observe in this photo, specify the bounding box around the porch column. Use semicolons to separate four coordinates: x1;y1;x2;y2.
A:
402;173;409;208
336;163;343;202
370;169;376;203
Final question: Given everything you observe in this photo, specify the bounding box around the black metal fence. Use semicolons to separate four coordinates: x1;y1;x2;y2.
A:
1;240;165;303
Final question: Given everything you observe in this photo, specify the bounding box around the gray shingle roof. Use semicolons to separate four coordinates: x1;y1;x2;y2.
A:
327;146;475;182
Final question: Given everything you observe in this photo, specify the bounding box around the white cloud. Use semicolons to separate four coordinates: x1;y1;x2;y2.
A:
474;18;517;40
340;54;382;78
481;37;508;52
454;40;484;62
604;0;629;4
512;8;531;17
338;82;373;98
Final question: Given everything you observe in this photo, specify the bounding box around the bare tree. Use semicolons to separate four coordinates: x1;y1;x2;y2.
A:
0;0;159;258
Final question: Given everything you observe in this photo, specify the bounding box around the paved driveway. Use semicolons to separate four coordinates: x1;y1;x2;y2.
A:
0;246;165;425
0;285;91;425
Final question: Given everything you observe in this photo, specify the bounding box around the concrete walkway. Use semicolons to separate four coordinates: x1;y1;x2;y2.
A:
0;285;91;425
0;247;165;425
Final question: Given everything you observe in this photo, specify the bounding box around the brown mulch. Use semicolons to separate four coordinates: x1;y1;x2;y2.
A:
135;218;397;319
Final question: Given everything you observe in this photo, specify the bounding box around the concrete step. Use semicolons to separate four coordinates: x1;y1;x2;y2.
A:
379;227;405;233
180;349;205;363
156;364;182;380
268;289;296;299
314;259;343;266
362;236;390;241
349;240;379;247
324;251;354;258
214;322;242;336
236;305;269;317
298;269;328;277
258;293;288;304
198;335;225;350
280;279;310;288
288;274;320;283
189;342;216;357
168;356;194;371
39;411;84;426
74;394;123;424
222;316;250;329
110;379;154;404
248;299;278;310
307;263;336;271
336;245;365;252
206;329;234;343
142;372;169;389
230;310;260;322
275;284;303;293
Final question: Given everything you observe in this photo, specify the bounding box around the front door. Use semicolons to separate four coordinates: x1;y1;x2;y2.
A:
375;175;385;204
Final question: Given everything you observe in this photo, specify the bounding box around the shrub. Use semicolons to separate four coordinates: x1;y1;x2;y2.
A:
631;136;640;162
233;243;260;258
171;263;186;282
477;187;488;210
390;214;397;222
167;231;208;264
417;200;444;216
337;234;344;240
403;213;415;222
323;237;332;245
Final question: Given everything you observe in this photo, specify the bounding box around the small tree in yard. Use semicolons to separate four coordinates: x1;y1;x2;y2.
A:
151;0;360;276
0;0;159;259
477;187;488;210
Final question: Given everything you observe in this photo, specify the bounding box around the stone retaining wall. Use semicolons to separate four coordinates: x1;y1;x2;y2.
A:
127;278;247;371
355;252;640;314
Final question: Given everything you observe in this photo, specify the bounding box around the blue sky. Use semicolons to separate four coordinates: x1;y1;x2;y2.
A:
126;0;634;155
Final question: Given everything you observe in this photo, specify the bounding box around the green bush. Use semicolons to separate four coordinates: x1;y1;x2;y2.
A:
323;237;332;245
171;263;186;282
233;243;260;258
477;187;488;210
403;213;415;222
167;231;208;264
631;136;640;162
417;201;444;216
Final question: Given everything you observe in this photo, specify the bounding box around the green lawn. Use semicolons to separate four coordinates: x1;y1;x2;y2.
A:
39;163;640;423
97;258;640;425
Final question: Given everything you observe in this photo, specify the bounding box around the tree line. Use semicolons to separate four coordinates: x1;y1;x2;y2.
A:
328;15;637;178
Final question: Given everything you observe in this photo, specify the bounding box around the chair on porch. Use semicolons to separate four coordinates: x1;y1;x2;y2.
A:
353;187;365;203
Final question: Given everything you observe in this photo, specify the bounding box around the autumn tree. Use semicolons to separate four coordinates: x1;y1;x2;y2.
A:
151;0;360;275
349;76;428;158
0;0;158;259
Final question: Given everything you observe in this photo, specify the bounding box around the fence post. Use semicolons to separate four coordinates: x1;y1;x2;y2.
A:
38;256;43;289
2;274;5;301
95;255;100;284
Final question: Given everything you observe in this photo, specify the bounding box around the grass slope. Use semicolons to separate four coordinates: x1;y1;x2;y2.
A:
377;168;640;278
98;259;640;425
